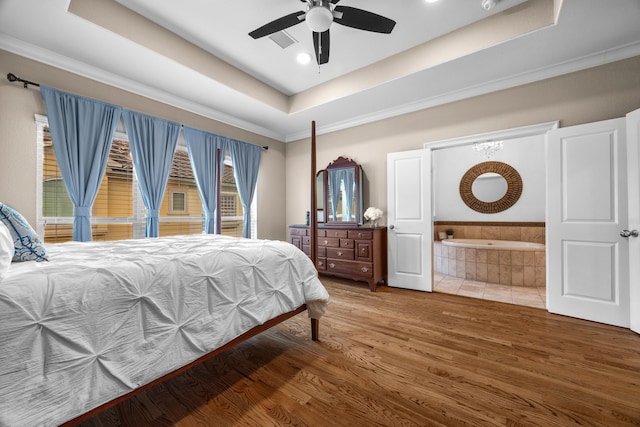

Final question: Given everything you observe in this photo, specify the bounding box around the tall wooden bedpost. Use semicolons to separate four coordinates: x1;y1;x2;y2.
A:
310;121;317;265
310;121;319;341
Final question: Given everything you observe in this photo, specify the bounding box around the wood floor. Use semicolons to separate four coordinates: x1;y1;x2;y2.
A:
78;278;640;427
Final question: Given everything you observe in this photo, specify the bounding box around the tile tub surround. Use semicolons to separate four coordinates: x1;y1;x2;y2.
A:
433;241;546;287
433;222;545;244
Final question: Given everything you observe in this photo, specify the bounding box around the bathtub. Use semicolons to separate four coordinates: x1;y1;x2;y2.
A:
435;239;546;286
441;238;544;251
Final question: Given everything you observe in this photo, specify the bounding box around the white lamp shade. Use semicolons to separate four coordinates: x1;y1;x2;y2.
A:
306;7;333;32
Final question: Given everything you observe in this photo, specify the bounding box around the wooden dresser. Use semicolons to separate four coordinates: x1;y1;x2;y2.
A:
289;225;387;292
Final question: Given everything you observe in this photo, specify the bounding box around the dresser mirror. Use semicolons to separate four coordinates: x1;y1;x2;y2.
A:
319;156;363;225
316;171;325;222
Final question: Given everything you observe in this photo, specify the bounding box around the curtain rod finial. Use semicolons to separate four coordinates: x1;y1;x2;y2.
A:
7;72;40;89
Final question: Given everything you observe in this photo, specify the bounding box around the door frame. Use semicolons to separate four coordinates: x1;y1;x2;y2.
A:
626;108;640;334
423;121;558;298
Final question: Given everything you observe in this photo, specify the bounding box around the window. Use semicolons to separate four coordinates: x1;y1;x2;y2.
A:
159;147;203;237
39;122;135;242
36;115;256;242
169;192;186;213
220;194;236;217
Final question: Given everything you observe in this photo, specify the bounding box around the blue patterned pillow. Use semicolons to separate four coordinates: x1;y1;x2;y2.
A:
0;203;48;262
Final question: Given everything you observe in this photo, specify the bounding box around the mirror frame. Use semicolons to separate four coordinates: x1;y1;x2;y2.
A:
320;156;363;225
459;161;522;214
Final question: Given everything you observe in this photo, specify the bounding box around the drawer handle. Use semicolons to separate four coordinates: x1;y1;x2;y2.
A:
361;248;366;254
318;261;323;266
324;240;328;245
361;267;369;273
358;233;362;238
337;251;342;256
329;263;336;269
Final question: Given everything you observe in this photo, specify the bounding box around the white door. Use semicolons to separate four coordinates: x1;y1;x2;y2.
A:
387;149;432;291
547;118;630;327
626;108;640;334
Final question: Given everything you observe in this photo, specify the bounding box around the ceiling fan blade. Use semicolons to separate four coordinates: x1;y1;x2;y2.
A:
333;6;396;34
313;30;330;65
249;11;306;39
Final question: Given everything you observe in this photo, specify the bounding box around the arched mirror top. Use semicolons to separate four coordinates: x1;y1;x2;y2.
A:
459;161;522;214
319;156;363;225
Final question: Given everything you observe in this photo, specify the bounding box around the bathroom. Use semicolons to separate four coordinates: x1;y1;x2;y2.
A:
431;132;546;308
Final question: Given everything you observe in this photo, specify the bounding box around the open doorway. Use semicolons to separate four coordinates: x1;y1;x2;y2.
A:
426;122;557;309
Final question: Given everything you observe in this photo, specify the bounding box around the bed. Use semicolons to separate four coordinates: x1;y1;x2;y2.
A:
0;233;329;426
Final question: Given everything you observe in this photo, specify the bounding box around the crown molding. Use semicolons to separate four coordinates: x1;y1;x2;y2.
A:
284;40;640;142
0;34;285;141
4;33;640;144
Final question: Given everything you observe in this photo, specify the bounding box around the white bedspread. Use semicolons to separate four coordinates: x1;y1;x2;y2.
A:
0;234;329;427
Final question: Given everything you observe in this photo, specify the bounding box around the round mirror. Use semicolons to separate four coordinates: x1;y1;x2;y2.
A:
459;161;522;214
471;172;508;202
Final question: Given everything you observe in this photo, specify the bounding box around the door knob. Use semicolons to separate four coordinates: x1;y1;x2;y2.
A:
620;229;639;238
389;225;395;230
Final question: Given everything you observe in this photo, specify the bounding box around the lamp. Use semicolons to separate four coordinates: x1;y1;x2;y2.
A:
473;140;503;159
306;6;333;32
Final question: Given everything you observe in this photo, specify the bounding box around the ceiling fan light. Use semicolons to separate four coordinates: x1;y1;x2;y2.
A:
305;6;333;32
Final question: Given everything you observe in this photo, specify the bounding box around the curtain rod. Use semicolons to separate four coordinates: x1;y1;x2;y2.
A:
7;72;269;151
7;73;39;89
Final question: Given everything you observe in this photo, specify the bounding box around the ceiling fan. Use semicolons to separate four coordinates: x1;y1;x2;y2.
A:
248;0;396;65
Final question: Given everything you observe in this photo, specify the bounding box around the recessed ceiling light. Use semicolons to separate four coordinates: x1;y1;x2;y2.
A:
297;52;311;65
424;0;439;3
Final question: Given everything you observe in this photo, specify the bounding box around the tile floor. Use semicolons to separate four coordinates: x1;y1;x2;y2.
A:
433;272;546;309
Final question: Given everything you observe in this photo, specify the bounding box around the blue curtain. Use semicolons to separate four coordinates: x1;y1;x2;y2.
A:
183;127;227;234
122;110;180;237
40;86;122;242
229;140;262;238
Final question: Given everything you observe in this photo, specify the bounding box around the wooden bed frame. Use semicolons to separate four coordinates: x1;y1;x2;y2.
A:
61;122;321;426
63;306;319;426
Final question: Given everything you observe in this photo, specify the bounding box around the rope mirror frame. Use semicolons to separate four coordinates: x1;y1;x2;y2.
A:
459;161;522;214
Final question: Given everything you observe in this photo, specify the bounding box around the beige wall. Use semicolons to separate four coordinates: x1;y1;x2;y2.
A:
0;49;287;241
286;55;640;229
3;49;640;241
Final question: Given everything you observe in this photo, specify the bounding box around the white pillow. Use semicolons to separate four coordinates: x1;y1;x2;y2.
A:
0;222;13;282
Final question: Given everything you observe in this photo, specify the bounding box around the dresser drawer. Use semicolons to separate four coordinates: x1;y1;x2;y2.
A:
355;241;372;262
348;230;373;240
303;236;311;245
302;245;310;256
316;258;326;271
290;228;308;236
327;247;355;260
291;236;302;251
339;238;354;249
317;246;326;257
319;237;340;247
326;259;373;278
325;229;348;238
